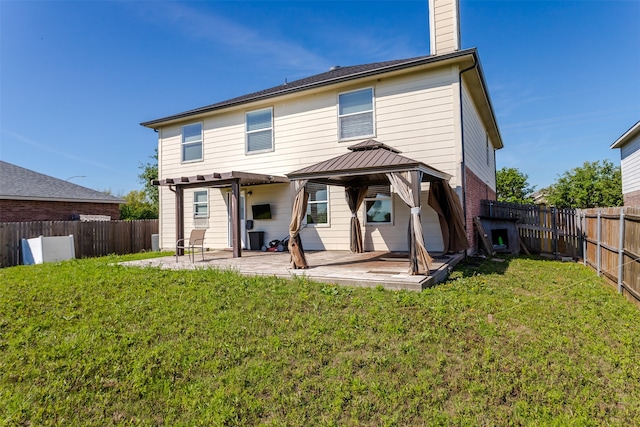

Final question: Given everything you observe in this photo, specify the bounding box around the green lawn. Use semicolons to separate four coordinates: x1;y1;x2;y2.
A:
1;253;639;426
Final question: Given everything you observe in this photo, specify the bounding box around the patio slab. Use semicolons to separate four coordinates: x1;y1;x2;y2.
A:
122;250;464;291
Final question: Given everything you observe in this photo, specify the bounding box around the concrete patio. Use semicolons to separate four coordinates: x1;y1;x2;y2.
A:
122;250;465;291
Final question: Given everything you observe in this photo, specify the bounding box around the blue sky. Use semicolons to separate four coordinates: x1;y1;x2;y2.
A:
1;0;638;195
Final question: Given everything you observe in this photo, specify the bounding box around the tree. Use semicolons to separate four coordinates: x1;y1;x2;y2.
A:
119;190;158;220
546;160;622;208
496;167;535;204
138;149;158;205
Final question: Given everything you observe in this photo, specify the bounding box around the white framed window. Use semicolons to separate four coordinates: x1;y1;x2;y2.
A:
364;185;393;225
338;87;374;140
182;123;203;162
246;108;273;153
193;190;209;218
305;182;329;226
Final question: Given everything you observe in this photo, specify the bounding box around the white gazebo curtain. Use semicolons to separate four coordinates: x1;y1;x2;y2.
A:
386;171;432;275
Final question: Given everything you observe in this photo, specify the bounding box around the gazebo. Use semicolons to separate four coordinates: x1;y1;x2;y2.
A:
286;140;468;275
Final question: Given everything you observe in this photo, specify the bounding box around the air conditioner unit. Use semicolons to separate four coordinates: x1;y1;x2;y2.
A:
21;235;76;265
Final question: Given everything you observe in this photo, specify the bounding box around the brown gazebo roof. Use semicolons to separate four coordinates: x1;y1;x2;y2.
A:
286;140;451;186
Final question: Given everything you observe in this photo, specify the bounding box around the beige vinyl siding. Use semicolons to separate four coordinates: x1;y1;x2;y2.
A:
621;135;640;194
361;192;444;252
429;0;459;55
157;68;463;251
461;80;496;189
300;188;445;252
376;66;458;178
243;183;291;247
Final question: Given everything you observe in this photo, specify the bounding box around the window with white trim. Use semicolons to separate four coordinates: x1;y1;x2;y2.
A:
305;182;329;225
364;185;392;225
246;108;273;153
338;88;374;140
182;123;203;162
193;190;209;218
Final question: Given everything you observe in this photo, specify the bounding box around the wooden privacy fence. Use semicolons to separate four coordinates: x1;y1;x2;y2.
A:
0;220;158;268
480;200;581;258
581;207;640;304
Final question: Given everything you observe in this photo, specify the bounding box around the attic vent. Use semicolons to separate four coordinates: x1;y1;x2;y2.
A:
329;65;341;71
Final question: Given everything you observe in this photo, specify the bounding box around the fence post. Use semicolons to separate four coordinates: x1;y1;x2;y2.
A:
551;207;558;260
596;210;601;277
581;211;586;266
618;208;625;294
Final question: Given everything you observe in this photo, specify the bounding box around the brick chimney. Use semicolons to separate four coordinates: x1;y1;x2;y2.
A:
429;0;461;55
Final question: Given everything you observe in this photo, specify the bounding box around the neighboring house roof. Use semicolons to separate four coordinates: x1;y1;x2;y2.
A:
140;48;502;149
610;120;640;149
0;161;124;204
286;139;451;187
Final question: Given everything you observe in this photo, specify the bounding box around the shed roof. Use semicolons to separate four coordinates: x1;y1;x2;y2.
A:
286;140;451;186
0;161;124;204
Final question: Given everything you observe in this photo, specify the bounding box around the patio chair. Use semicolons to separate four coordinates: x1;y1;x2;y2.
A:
176;229;206;263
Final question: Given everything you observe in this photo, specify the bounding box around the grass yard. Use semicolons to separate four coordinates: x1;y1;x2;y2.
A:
1;253;639;426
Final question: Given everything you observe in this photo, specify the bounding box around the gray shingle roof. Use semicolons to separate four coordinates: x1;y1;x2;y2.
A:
0;161;124;203
140;49;478;128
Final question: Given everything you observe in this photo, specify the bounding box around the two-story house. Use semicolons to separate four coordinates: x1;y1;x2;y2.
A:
141;0;503;273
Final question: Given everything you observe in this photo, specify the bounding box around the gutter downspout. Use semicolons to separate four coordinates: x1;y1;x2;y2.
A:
458;56;478;242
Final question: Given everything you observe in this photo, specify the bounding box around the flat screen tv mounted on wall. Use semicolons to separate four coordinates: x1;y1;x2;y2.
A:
251;204;272;220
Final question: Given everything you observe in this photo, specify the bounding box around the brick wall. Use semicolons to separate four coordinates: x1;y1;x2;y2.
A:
465;167;496;253
0;200;120;222
624;190;640;206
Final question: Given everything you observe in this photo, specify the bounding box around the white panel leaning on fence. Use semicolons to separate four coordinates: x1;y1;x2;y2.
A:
21;235;76;265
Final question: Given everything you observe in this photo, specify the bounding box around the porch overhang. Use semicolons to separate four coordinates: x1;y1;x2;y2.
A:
152;171;289;188
153;171;288;259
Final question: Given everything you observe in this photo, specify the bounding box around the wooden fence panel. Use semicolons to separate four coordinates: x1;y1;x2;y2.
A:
0;220;158;268
480;201;581;257
481;201;638;304
581;207;640;305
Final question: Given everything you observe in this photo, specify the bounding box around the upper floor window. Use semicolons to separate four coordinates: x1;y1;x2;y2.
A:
182;123;203;162
338;88;374;140
193;190;209;218
305;182;329;225
365;185;392;225
246;108;273;153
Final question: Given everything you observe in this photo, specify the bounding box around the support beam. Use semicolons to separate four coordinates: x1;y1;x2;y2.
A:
175;186;184;256
230;179;242;258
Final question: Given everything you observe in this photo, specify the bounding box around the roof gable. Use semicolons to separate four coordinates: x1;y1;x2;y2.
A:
610;120;640;149
0;161;124;204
